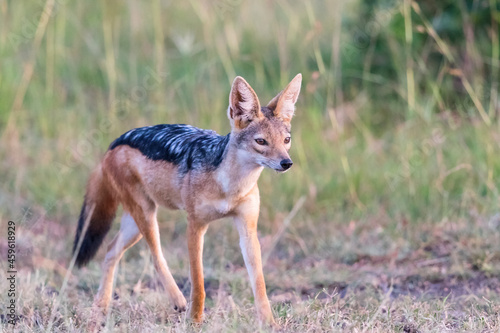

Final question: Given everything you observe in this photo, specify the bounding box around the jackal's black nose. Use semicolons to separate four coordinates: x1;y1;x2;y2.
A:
280;159;293;170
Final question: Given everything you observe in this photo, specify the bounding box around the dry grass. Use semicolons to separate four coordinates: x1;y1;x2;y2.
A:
2;204;500;332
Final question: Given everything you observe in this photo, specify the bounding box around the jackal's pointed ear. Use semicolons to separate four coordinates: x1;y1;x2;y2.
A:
267;73;302;123
228;76;263;130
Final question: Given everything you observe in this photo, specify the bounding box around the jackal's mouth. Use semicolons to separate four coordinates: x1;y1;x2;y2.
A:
269;164;289;173
259;161;290;173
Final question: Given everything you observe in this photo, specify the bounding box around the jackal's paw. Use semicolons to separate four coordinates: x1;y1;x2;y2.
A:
260;318;280;330
87;308;107;332
259;313;280;330
269;320;281;331
172;294;188;312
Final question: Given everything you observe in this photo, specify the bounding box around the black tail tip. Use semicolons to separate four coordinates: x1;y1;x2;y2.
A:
73;200;103;268
73;232;104;268
73;199;114;268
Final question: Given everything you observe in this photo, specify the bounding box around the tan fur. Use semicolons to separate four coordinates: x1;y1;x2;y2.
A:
88;74;302;326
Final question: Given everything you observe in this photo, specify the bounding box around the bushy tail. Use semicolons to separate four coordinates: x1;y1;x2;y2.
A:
73;166;118;267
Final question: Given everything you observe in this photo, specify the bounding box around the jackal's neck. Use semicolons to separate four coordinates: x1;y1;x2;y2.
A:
215;140;264;195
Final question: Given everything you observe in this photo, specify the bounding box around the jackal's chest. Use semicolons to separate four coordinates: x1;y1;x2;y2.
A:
190;182;255;221
193;196;238;221
185;165;263;222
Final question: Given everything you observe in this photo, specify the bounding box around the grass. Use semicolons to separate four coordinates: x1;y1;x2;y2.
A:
1;0;500;332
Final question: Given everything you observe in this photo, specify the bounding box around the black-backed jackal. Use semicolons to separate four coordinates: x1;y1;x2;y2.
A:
73;74;302;326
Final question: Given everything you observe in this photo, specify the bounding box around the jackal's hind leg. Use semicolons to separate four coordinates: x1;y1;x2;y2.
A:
131;205;187;312
93;213;142;310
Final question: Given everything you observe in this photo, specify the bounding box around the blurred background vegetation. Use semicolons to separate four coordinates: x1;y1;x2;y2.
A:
2;0;500;331
1;0;500;287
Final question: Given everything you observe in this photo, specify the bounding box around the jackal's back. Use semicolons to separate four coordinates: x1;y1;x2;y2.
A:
109;124;231;174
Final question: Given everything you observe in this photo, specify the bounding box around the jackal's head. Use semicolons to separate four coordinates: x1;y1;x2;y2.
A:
228;74;302;172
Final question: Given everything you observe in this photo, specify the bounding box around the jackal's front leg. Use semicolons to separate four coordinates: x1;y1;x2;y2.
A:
234;193;276;326
187;220;209;322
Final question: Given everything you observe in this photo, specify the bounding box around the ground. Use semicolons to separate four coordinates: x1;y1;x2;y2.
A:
1;201;500;332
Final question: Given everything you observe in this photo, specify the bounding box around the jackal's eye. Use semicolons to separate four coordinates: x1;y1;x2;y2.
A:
284;137;291;144
255;138;266;145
